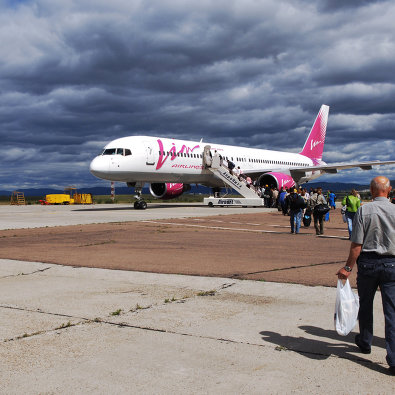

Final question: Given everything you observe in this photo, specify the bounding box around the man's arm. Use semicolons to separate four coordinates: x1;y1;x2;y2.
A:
336;242;363;279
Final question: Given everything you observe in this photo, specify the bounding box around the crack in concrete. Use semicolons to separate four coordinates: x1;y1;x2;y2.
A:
97;319;386;368
0;303;387;369
0;266;52;280
0;304;89;321
219;282;236;290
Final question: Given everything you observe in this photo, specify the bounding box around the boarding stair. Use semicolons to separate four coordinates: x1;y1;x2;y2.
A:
10;191;26;205
203;145;264;206
208;164;260;198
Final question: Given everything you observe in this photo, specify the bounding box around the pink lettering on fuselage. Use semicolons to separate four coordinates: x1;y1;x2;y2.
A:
156;139;200;170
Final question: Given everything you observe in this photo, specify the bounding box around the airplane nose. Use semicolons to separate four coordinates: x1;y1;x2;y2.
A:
90;156;109;179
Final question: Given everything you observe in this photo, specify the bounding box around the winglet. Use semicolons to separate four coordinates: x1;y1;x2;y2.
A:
299;105;329;161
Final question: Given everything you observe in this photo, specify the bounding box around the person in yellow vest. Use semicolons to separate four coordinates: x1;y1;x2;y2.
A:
342;189;361;239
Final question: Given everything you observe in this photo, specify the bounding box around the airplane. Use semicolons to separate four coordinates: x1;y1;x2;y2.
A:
90;104;395;209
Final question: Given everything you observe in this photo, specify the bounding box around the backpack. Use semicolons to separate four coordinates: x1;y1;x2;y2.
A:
290;194;306;210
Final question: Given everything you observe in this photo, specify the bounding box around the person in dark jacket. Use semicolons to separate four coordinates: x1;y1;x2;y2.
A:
308;187;327;235
286;189;306;234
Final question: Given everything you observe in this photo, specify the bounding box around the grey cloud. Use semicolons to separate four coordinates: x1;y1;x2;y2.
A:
316;0;387;12
0;0;394;189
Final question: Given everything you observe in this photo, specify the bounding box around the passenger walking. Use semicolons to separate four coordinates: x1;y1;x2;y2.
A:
308;187;327;235
342;189;361;239
211;150;221;169
328;190;336;209
337;176;395;375
263;185;271;207
301;188;309;207
272;187;279;208
279;188;287;215
286;189;306;234
227;159;235;175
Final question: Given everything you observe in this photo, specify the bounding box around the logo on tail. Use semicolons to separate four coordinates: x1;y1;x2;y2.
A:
299;105;329;161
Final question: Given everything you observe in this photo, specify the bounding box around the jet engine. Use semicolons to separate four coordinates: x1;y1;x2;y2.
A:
149;183;191;200
257;172;296;190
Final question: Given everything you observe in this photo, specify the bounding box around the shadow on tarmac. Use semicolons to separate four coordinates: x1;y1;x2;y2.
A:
260;326;391;375
73;203;203;212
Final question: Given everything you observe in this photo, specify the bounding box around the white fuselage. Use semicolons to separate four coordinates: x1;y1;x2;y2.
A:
89;135;320;187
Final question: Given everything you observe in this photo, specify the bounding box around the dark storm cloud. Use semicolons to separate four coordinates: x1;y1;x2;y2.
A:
316;0;386;12
0;0;394;189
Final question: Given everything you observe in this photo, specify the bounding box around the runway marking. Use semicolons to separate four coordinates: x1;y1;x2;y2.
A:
318;235;349;240
228;221;261;226
142;220;284;234
143;220;347;239
192;218;262;226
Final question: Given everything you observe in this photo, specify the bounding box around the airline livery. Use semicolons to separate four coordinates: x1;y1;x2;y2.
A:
90;105;395;209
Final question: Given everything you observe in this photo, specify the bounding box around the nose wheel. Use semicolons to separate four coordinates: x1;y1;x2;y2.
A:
134;200;147;210
133;183;147;210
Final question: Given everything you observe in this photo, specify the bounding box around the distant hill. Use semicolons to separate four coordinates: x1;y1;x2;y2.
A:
299;182;369;192
300;180;395;192
1;180;393;197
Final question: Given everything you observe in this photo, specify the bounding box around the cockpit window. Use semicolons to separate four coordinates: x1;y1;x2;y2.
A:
102;148;132;156
102;148;116;155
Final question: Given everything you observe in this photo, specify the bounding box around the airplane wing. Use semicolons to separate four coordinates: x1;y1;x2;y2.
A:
242;160;395;184
291;160;395;174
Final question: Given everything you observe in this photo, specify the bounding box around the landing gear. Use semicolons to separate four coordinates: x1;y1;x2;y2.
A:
134;200;147;210
133;183;147;210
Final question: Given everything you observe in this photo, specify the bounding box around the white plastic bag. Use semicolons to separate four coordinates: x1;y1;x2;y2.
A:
334;279;359;336
341;205;347;223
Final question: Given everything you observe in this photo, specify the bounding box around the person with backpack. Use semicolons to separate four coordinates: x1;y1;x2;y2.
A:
342;189;361;239
286;189;306;234
308;187;328;235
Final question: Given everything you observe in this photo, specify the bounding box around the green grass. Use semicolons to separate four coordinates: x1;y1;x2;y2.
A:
110;309;122;316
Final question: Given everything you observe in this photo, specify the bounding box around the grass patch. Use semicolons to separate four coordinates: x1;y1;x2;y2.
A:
110;309;122;316
197;290;217;297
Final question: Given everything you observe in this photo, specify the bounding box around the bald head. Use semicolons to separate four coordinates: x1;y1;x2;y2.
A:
370;176;391;198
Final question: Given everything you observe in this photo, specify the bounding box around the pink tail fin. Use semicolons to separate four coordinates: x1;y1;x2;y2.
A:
299;105;329;160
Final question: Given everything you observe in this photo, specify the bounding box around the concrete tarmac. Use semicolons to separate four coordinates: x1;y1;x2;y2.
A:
0;204;393;393
0;203;275;230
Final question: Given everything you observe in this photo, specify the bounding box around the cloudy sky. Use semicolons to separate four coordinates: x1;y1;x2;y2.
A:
1;0;394;190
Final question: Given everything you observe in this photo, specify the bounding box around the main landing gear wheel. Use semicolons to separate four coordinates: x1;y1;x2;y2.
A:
134;200;147;210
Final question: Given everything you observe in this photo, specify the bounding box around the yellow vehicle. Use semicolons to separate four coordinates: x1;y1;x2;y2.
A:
45;193;73;205
45;186;92;205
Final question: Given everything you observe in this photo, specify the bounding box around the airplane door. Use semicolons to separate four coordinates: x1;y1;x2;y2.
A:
144;142;156;165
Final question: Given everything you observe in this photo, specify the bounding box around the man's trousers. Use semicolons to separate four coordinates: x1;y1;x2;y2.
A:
357;252;395;367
